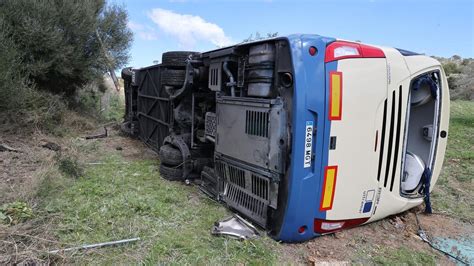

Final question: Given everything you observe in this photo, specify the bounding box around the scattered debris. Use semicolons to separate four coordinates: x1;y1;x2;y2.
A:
86;161;130;165
0;143;21;153
42;141;61;151
415;213;469;265
433;237;473;265
212;215;259;240
391;216;405;230
48;237;140;254
85;127;108;139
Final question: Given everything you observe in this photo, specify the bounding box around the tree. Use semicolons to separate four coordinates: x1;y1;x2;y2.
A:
0;0;132;96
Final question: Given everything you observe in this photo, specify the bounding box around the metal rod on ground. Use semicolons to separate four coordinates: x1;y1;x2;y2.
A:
47;237;140;254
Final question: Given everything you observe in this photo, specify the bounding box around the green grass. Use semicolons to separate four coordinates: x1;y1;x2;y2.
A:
38;155;278;264
373;247;437;265
432;100;474;221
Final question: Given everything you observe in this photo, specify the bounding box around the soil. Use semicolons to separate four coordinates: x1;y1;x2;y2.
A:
0;132;59;203
288;209;473;264
0;125;472;264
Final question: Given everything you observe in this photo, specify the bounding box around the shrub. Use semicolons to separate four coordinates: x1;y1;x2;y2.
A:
0;21;66;132
0;0;131;131
58;156;84;178
0;18;29;110
0;0;132;97
443;62;461;76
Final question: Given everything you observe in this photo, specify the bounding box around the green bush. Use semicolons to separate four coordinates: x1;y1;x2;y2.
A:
102;93;125;122
58;155;84;178
443;62;461;76
0;18;28;110
71;79;124;122
0;0;132;131
0;0;132;96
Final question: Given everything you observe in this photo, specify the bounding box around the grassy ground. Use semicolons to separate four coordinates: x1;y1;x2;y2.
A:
38;153;279;264
373;247;437;265
432;100;474;221
2;100;472;264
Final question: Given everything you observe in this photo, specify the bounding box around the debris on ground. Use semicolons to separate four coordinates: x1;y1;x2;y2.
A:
41;141;61;151
415;212;470;265
391;216;406;230
0;143;21;153
84;127;108;139
212;215;259;240
432;237;473;265
48;237;140;254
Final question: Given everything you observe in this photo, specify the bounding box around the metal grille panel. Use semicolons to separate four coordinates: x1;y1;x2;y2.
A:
205;112;217;138
216;159;271;226
245;110;269;138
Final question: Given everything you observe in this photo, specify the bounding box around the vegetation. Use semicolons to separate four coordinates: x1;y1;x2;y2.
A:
0;0;131;132
0;201;34;225
373;247;436;265
38;154;278;264
57;155;84;178
432;101;474;221
0;0;131;96
438;56;474;101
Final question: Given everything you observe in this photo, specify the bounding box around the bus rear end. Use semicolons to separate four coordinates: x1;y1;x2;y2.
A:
273;35;449;242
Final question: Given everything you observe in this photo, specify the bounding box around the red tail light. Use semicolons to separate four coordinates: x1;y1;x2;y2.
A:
314;218;369;234
325;41;385;63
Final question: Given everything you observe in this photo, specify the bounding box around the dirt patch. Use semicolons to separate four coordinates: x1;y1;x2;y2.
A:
101;131;157;162
284;207;472;264
0;133;58;203
419;213;473;239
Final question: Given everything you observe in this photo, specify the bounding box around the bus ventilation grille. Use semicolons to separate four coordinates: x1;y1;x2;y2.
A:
216;160;270;226
377;88;403;191
245;110;269;138
205;112;217;138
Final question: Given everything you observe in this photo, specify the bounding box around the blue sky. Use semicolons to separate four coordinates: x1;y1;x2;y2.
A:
111;0;474;68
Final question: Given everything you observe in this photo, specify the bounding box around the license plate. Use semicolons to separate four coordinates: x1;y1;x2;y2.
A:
304;121;313;168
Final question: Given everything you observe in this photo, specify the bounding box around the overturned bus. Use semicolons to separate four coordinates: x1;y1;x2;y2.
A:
121;34;449;242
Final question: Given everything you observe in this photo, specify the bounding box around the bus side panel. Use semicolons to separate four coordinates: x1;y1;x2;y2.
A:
369;48;420;221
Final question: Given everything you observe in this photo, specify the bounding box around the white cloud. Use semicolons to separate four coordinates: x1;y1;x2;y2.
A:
138;31;158;41
148;8;232;48
127;21;144;31
127;21;158;41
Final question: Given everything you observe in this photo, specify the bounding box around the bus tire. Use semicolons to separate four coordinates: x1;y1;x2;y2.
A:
161;69;186;87
159;144;183;166
162;51;200;67
159;164;184;181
